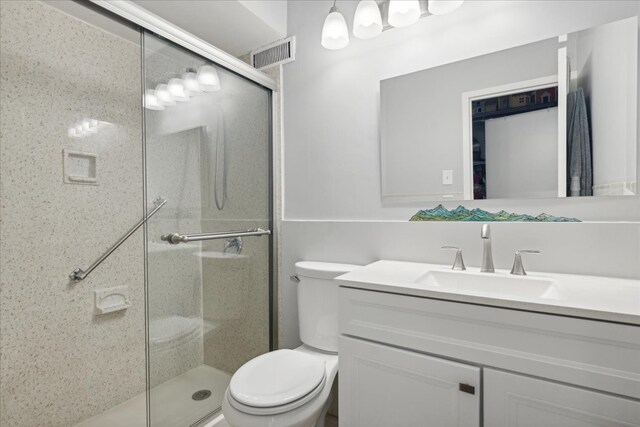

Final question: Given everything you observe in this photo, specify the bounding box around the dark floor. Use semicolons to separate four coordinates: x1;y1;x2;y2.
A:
326;415;338;427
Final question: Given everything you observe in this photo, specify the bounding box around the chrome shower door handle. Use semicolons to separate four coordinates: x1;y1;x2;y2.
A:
161;228;270;244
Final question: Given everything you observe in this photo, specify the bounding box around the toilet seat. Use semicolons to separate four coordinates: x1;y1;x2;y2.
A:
228;349;327;415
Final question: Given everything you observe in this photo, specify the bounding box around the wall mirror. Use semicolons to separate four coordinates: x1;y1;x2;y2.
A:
380;16;638;202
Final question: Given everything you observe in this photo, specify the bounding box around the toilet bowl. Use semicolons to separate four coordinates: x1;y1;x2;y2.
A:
222;261;360;427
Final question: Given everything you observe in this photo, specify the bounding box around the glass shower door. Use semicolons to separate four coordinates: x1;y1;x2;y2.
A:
142;32;272;426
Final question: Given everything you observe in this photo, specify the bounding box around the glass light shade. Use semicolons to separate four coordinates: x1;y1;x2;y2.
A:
167;78;189;102
428;0;464;15
388;0;421;28
144;89;165;110
155;84;175;106
321;6;349;50
182;71;201;94
197;65;221;92
353;0;382;39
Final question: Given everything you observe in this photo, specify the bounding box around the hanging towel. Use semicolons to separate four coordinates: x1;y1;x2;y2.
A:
566;88;593;196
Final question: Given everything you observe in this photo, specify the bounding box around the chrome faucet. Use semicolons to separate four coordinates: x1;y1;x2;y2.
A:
441;246;466;271
510;250;541;275
480;224;495;273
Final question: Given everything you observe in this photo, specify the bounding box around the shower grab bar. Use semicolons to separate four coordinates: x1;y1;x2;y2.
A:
69;197;167;282
161;228;270;244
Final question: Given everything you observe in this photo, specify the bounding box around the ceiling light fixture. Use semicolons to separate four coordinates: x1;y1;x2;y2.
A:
197;65;221;92
428;0;464;15
144;89;165;111
321;1;350;50
353;0;382;39
388;0;421;28
155;84;175;106
182;71;201;94
167;78;189;102
321;0;465;49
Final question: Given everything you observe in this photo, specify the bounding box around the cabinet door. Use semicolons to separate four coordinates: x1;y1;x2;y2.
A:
339;336;480;427
484;368;640;426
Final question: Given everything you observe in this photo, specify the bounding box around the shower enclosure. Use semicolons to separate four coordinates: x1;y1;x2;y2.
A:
0;2;274;426
143;31;273;427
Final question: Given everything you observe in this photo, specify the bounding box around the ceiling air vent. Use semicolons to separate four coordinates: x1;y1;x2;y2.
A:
251;36;296;70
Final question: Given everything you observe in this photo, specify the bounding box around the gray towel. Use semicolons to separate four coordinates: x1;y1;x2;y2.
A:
567;88;592;196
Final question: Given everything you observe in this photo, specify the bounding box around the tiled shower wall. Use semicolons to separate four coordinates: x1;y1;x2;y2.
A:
0;2;145;426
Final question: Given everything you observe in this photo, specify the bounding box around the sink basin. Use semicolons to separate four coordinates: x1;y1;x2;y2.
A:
415;269;562;300
336;260;640;324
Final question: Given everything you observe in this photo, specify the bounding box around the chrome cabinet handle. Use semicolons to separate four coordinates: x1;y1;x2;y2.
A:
510;250;541;276
441;246;466;271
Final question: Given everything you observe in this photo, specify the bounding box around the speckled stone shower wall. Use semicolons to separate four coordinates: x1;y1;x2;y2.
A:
0;2;145;426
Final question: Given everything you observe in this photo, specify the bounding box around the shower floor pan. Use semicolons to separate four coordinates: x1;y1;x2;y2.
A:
75;365;231;427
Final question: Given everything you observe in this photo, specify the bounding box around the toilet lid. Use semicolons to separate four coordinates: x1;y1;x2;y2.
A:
229;349;326;408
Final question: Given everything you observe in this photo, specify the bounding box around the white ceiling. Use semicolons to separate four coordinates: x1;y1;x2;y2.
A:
131;0;288;57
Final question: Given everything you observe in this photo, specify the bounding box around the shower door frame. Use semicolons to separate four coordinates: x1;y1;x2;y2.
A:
91;1;279;425
90;1;277;91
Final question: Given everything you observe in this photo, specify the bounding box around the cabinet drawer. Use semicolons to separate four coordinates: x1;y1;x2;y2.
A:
339;336;480;427
339;287;640;398
484;369;640;426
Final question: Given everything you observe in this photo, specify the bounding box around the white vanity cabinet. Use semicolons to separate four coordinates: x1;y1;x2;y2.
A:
484;369;640;426
339;335;480;427
338;286;640;427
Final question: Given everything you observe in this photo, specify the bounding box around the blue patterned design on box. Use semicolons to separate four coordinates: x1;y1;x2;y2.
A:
410;205;581;222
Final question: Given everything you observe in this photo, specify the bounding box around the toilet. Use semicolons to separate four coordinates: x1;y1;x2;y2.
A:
222;261;360;427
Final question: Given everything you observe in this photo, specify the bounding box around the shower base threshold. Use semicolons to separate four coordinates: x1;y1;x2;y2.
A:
75;365;231;427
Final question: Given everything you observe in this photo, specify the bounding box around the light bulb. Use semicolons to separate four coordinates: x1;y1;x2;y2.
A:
321;6;349;50
353;0;382;39
167;78;189;102
197;65;220;92
155;84;175;106
428;0;464;15
388;0;421;28
182;71;201;94
144;89;165;110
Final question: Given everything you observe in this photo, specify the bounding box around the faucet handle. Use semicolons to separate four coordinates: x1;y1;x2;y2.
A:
441;246;466;271
510;250;541;276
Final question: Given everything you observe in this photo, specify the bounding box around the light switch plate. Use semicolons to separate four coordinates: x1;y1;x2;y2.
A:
442;170;453;185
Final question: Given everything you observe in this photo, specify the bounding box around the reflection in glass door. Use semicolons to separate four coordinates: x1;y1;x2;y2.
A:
143;31;272;426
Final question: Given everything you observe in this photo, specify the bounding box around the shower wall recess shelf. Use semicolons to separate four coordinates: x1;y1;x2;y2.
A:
94;286;131;315
63;149;98;185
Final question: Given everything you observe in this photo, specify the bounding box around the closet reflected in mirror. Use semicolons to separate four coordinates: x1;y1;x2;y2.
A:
380;16;638;202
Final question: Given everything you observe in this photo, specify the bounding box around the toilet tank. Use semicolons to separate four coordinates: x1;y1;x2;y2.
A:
295;261;360;353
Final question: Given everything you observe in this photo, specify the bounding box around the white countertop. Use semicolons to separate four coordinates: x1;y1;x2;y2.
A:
336;260;640;325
